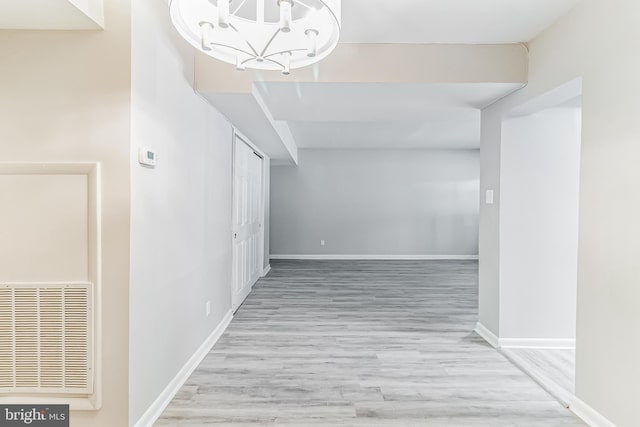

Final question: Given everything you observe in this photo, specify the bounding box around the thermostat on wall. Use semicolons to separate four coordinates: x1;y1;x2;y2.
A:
138;147;157;167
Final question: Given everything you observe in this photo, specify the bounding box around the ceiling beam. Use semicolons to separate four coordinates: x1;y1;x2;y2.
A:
195;43;528;94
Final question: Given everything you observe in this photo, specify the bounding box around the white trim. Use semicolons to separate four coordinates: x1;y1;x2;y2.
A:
501;348;574;408
569;395;617;427
501;349;616;427
270;254;479;261
132;310;233;427
499;338;575;349
474;322;499;348
0;162;102;410
262;264;271;277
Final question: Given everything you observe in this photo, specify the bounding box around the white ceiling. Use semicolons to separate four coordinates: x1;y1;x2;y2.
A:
255;82;522;149
198;1;583;155
202;92;295;160
341;0;581;44
258;83;522;121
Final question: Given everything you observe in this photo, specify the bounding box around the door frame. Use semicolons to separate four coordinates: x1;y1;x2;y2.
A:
231;128;267;312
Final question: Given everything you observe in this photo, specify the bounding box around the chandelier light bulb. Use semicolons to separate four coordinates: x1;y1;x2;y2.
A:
236;56;246;71
218;0;230;28
282;51;292;75
305;29;319;57
279;0;293;33
200;22;214;51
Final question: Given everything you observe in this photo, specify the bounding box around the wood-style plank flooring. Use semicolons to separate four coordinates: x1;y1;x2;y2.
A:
156;260;583;426
501;348;576;407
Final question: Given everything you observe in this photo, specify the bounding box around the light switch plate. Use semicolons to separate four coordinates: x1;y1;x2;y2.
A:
485;190;495;205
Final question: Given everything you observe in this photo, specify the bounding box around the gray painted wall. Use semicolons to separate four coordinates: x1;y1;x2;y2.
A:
130;1;234;423
263;156;271;269
270;149;479;256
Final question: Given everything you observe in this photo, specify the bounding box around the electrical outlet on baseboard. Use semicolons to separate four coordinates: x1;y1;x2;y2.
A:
206;301;211;317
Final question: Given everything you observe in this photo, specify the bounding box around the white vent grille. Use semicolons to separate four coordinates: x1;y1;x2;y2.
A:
0;283;93;395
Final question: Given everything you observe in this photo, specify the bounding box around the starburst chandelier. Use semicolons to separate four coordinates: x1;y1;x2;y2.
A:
169;0;341;75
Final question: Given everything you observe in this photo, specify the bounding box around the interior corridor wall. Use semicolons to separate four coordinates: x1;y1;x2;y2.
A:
479;0;640;424
500;105;581;341
0;2;132;425
129;0;235;424
271;149;479;257
263;156;271;270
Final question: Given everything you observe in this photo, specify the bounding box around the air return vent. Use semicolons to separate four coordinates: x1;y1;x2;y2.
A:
0;283;93;395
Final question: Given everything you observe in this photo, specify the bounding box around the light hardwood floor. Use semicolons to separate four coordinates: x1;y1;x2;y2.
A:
156;260;583;426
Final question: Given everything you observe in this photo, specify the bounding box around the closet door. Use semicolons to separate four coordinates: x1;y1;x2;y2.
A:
231;134;263;312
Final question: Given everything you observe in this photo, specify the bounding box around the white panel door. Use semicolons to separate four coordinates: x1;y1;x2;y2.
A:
232;135;264;312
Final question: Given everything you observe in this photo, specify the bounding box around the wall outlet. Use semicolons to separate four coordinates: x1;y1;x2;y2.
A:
206;301;211;317
320;240;325;246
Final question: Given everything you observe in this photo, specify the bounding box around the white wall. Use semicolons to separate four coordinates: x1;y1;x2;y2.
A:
500;105;581;340
480;0;640;424
0;2;131;425
129;0;235;424
0;0;131;427
271;149;479;257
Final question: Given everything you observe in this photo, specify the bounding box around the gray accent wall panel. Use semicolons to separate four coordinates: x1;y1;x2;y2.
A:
270;149;479;256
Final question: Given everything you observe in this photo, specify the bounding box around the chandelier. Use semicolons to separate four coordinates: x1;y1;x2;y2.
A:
169;0;341;74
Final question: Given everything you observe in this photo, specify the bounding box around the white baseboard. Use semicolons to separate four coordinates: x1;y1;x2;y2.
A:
262;264;271;277
132;310;233;427
270;254;479;261
474;322;499;348
569;395;617;427
501;348;616;427
501;348;574;408
499;338;575;349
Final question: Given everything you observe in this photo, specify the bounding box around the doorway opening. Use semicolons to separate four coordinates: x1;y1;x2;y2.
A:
498;78;582;405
